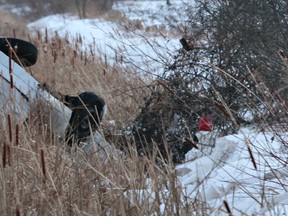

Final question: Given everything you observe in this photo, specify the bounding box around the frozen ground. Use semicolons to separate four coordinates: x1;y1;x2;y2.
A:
26;1;288;215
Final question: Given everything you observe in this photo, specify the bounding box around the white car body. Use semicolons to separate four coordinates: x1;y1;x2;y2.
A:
0;51;72;139
0;47;117;161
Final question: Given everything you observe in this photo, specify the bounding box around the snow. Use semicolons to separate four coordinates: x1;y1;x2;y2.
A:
25;1;288;215
29;14;179;76
113;0;191;28
177;129;288;215
27;1;187;76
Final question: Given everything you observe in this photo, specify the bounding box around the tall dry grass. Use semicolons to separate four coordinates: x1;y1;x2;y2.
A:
29;31;151;126
0;12;27;38
0;12;192;216
1;9;288;216
0;108;188;215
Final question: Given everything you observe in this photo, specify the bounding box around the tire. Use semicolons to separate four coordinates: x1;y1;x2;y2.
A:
0;37;38;66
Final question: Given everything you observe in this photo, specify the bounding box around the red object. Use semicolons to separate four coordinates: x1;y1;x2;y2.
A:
198;116;214;131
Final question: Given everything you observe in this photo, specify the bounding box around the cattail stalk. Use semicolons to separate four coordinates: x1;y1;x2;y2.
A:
2;144;6;168
223;200;233;216
244;138;257;170
15;124;19;146
8;114;12;143
40;149;46;183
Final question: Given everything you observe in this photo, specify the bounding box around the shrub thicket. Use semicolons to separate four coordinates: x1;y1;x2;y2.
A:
162;0;288;130
130;0;288;164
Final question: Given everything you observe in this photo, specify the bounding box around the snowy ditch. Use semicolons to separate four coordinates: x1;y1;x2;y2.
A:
24;0;288;214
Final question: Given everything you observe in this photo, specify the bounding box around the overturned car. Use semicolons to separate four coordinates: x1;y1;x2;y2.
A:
0;37;111;157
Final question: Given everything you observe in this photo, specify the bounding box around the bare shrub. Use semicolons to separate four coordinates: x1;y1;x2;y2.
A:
159;0;288;132
122;0;288;166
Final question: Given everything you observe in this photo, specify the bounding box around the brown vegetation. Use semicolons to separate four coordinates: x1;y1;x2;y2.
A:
0;10;191;216
1;0;288;214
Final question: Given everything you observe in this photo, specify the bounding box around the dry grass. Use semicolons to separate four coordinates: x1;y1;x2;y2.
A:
23;28;152;127
0;13;191;216
1;8;288;216
0;12;27;38
0;113;188;215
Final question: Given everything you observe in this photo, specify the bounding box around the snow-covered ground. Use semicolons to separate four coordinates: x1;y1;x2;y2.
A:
28;1;191;77
177;129;288;215
25;1;288;215
113;0;190;28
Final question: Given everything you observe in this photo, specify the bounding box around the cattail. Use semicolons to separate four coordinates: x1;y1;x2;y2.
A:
16;205;20;216
8;114;12;143
79;34;82;44
37;30;41;41
45;28;48;44
71;55;75;69
244;138;257;170
65;33;70;44
105;54;108;69
58;37;62;50
84;51;87;65
62;48;65;58
15;124;19;146
223;200;233;216
75;38;78;54
89;45;94;59
40;149;46;183
2;144;6;168
73;49;77;58
53;51;57;63
2;144;11;168
93;37;95;52
51;132;55;146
